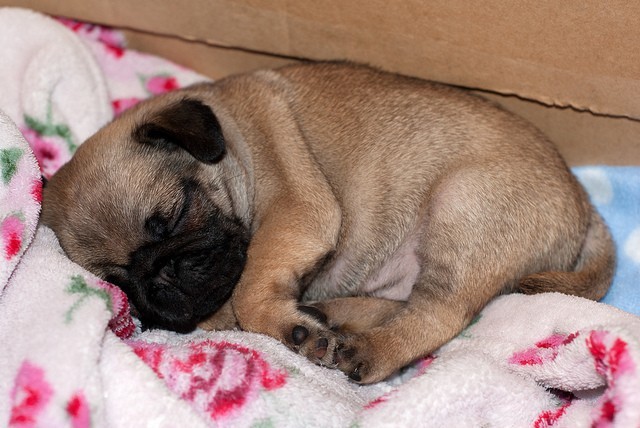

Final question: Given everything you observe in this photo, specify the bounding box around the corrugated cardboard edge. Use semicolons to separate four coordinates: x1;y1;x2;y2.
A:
7;0;638;120
1;0;638;165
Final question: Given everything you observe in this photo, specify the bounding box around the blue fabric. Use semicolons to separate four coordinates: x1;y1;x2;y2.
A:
573;166;640;316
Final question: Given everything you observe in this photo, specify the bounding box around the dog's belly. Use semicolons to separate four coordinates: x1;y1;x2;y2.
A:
360;235;421;300
304;234;421;302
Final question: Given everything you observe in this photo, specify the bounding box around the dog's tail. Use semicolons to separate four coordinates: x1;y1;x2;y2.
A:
517;208;615;301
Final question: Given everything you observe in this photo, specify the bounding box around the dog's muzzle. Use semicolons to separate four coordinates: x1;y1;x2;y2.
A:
109;214;249;332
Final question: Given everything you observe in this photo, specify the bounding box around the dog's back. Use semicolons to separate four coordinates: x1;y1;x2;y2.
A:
252;62;613;304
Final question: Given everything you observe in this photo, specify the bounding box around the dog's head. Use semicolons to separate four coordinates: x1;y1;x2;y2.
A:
42;93;251;332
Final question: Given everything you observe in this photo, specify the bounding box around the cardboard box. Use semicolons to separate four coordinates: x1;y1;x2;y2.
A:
2;0;639;165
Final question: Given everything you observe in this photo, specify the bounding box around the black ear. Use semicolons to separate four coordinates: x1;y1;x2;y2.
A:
134;98;226;164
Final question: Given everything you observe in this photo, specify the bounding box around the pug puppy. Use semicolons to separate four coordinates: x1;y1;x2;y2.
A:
41;61;615;384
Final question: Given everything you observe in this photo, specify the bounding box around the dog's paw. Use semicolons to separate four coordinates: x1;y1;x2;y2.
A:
287;305;340;367
333;334;372;382
288;304;396;383
331;333;397;384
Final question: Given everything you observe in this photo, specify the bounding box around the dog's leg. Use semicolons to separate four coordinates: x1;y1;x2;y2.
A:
208;75;348;364
307;292;487;384
328;287;485;383
310;297;406;333
323;166;591;383
230;202;343;364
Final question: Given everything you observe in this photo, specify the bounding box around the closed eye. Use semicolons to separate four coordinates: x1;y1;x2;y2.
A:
169;194;190;234
169;179;199;234
145;182;195;240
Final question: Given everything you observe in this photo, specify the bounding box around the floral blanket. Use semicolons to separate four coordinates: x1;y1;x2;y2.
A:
1;8;639;427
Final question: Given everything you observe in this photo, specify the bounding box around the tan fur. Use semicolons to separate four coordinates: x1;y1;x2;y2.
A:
42;62;615;384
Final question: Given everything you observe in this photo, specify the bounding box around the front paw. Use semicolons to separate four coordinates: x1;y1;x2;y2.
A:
288;305;340;367
292;306;387;383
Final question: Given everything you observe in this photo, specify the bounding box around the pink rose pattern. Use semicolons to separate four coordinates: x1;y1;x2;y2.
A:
143;74;180;95
510;330;637;427
508;332;579;366
534;400;572;428
9;361;91;427
96;279;136;339
66;391;91;428
586;330;636;427
112;97;141;116
111;74;180;117
19;128;65;179
30;178;42;204
20;19;189;177
58;18;126;58
1;145;41;279
9;361;53;427
1;215;24;260
129;339;288;422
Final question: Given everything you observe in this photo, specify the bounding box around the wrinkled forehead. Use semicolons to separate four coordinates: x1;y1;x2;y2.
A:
74;123;192;206
44;91;231;273
61;133;195;268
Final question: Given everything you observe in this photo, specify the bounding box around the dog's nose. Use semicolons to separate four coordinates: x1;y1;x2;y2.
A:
147;275;192;321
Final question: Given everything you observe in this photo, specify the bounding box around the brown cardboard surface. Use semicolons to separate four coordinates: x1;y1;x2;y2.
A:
480;93;640;166
123;31;292;80
4;0;640;120
123;30;640;166
1;0;638;165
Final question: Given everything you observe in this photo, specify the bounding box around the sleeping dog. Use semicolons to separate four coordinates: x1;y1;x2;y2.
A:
41;62;615;383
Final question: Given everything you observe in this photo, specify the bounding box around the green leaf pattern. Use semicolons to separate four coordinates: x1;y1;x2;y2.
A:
64;275;112;323
0;147;23;185
24;96;76;153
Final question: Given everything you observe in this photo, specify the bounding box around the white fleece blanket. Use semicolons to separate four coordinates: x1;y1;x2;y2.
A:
1;8;639;427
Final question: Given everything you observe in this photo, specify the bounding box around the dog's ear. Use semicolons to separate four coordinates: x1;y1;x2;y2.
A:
134;98;226;164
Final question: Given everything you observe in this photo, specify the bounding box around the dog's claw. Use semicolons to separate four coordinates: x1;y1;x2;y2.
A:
292;325;309;345
348;364;363;382
335;343;356;365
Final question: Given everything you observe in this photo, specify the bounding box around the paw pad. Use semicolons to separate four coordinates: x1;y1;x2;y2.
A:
315;338;328;359
291;325;309;345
